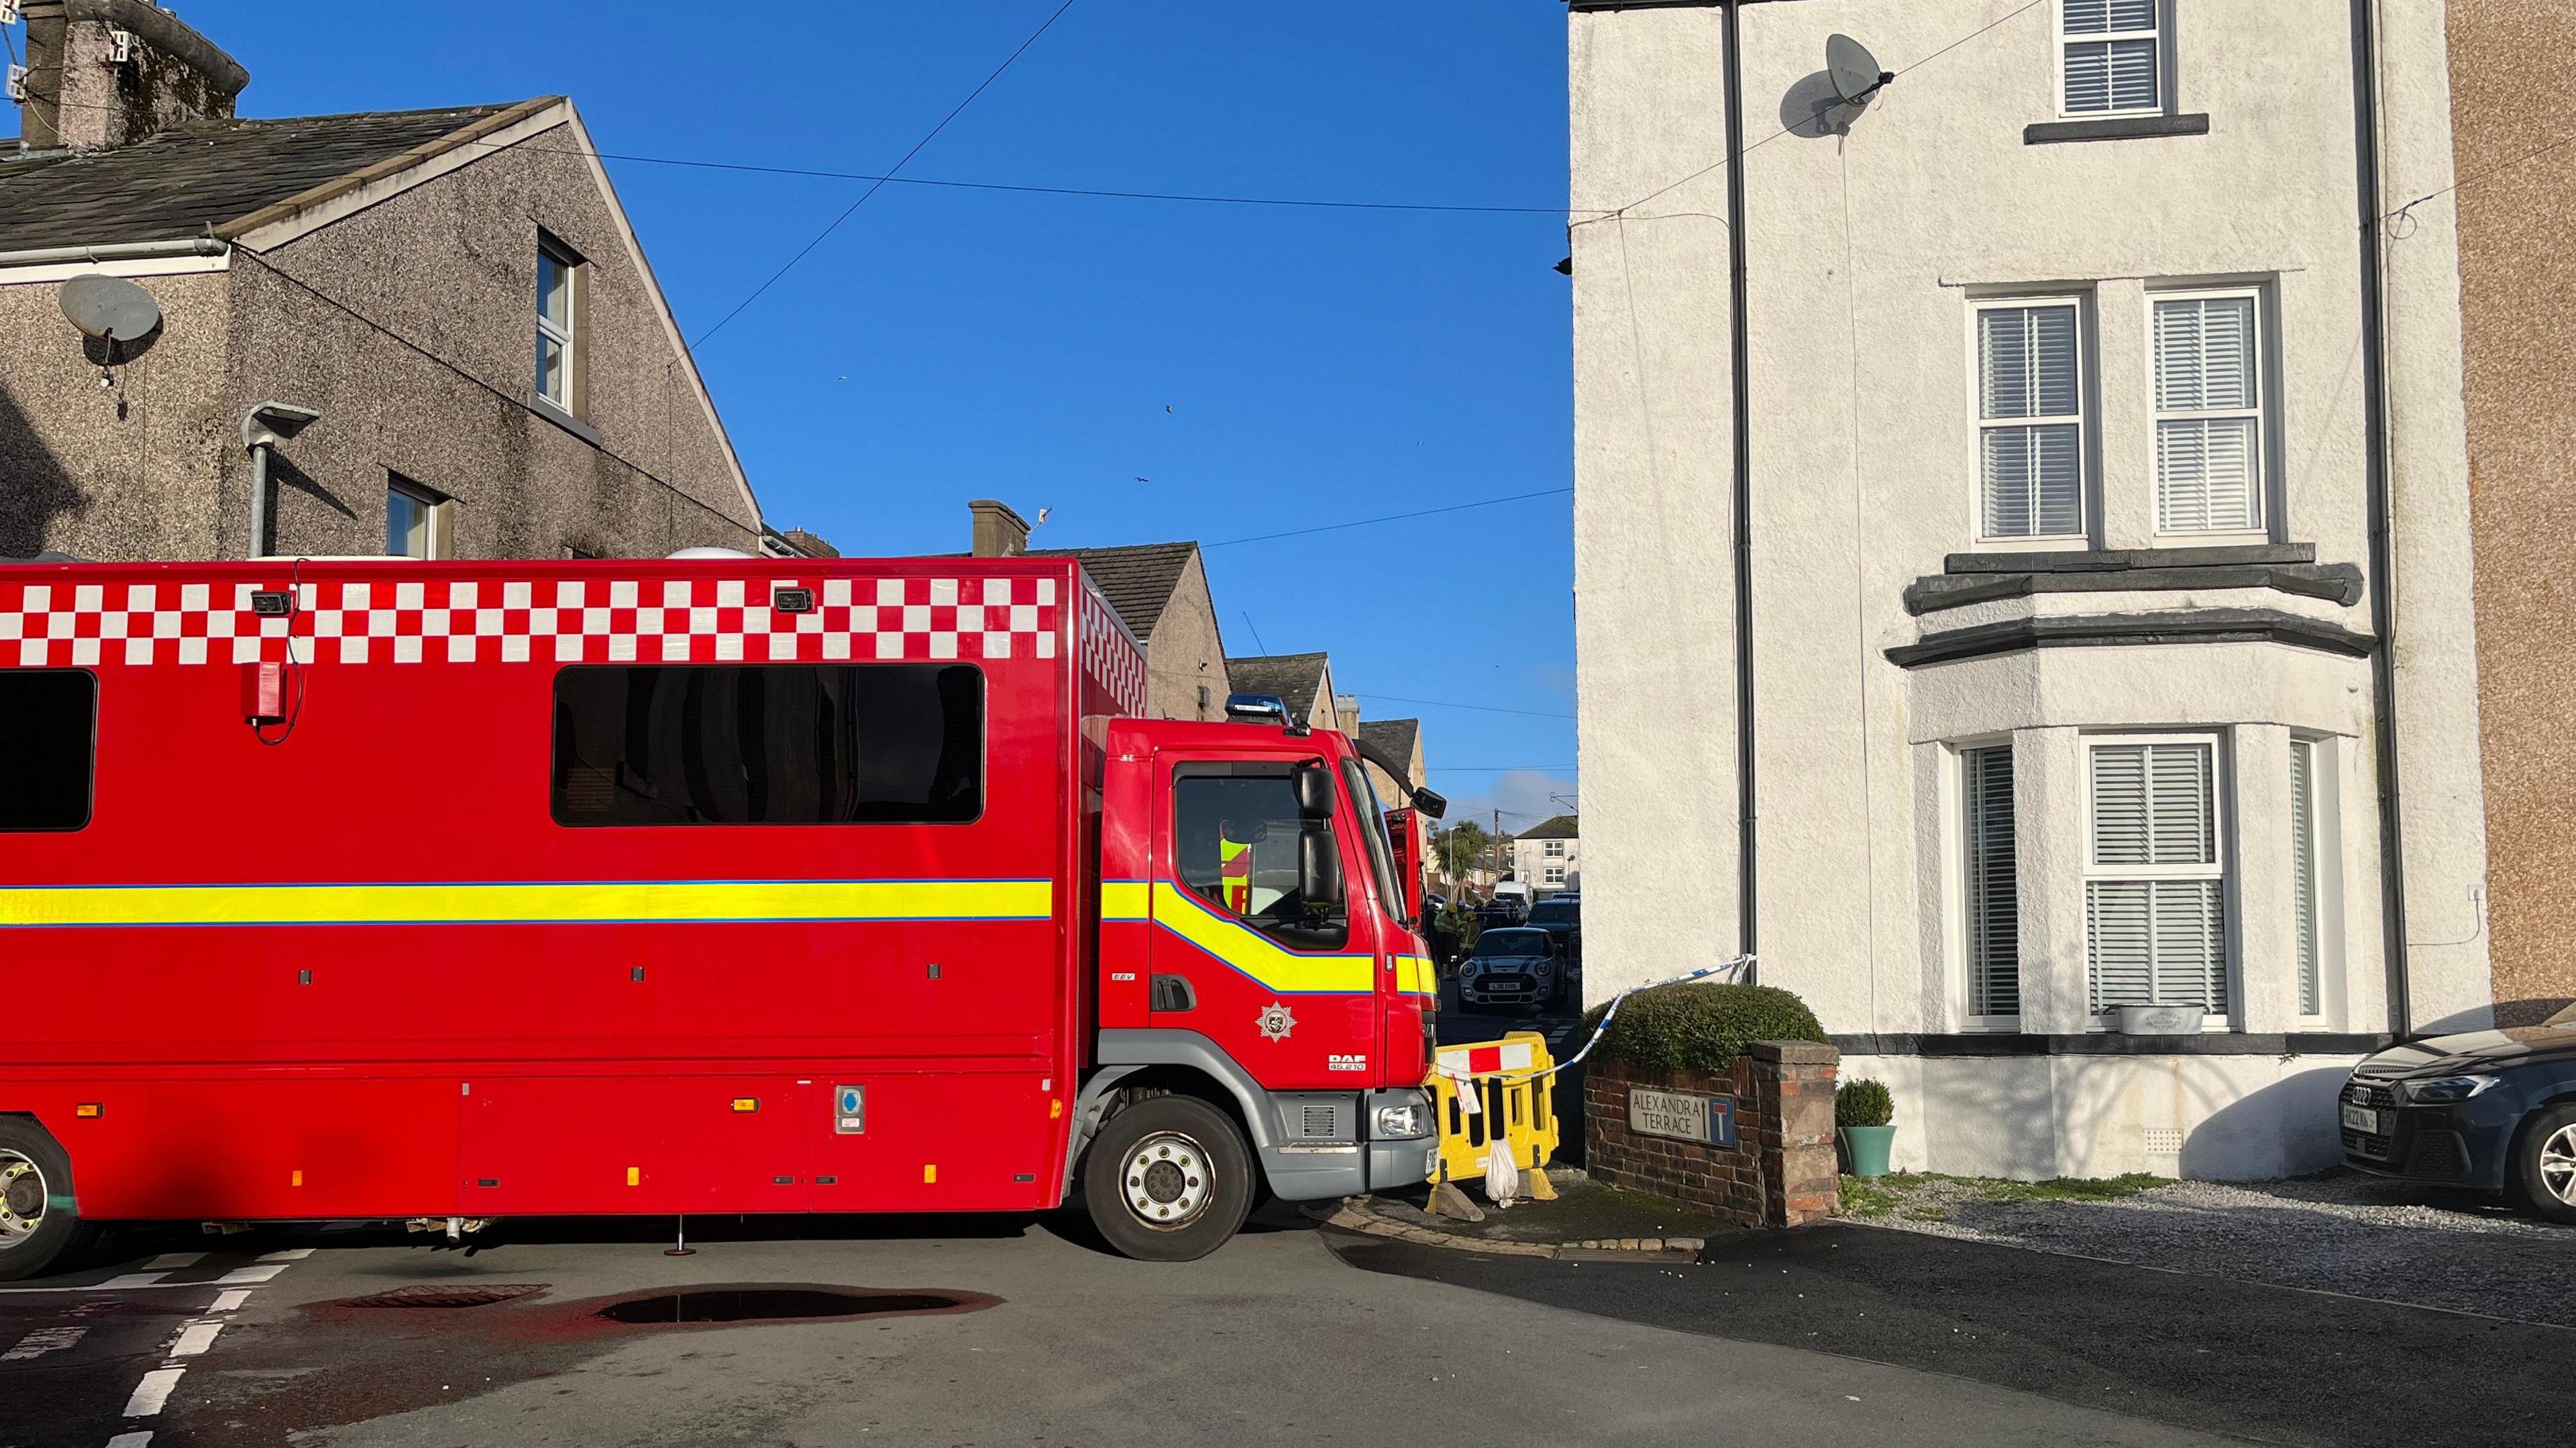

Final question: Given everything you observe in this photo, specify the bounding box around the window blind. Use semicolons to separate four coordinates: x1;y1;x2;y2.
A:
2292;738;2320;1015
1978;305;2084;537
2153;296;2262;533
2063;1;2159;114
1964;746;2020;1018
2086;742;2227;1013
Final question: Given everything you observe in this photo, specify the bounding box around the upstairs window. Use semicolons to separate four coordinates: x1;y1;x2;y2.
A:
535;233;584;417
1544;840;1564;858
2060;0;2163;116
2085;737;2228;1017
2152;291;2266;535
386;475;453;559
1974;300;2086;541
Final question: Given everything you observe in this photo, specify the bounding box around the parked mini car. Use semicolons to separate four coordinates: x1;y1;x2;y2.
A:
2341;1003;2576;1221
1459;927;1562;1014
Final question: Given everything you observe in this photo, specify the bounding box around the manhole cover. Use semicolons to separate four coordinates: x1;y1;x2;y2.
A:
596;1288;971;1325
343;1284;550;1309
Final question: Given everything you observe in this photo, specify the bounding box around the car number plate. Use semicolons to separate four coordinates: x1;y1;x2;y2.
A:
2340;1103;2383;1134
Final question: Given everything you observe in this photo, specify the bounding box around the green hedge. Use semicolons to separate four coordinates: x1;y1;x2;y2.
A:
1581;982;1829;1076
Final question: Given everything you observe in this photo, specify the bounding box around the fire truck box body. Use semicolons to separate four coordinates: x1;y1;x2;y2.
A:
0;555;1437;1267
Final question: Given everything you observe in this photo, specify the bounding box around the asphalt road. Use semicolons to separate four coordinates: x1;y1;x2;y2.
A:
4;1213;2246;1448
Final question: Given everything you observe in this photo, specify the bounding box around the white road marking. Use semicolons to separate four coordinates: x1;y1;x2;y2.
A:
142;1254;206;1272
211;1265;283;1285
167;1321;223;1358
254;1247;314;1262
209;1289;252;1313
97;1274;168;1289
123;1367;184;1417
0;1326;85;1360
106;1434;154;1448
0;1282;217;1296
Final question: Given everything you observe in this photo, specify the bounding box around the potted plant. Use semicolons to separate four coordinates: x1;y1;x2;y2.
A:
1837;1078;1896;1178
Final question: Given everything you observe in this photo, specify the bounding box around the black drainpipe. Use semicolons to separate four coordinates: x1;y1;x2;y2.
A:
2348;0;2411;1039
1721;0;1758;977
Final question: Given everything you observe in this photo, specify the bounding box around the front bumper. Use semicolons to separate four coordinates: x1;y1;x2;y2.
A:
1460;975;1555;1007
2339;1077;2517;1192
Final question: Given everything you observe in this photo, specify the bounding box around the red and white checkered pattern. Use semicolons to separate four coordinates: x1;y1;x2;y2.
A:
1079;577;1148;716
0;575;1062;668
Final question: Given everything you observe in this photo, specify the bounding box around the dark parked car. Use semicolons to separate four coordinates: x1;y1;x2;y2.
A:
1459;927;1562;1014
1525;897;1580;958
2341;1003;2576;1221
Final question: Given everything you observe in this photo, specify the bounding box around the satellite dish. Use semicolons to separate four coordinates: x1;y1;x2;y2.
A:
58;273;162;343
1827;34;1894;110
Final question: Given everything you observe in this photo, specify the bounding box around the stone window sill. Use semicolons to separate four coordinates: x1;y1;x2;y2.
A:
531;395;601;447
2025;113;2212;146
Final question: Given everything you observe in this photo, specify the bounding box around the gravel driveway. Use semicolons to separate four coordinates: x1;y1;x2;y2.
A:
1856;1170;2576;1327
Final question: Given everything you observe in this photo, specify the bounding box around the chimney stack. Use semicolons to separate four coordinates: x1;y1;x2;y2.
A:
967;499;1031;558
19;1;248;153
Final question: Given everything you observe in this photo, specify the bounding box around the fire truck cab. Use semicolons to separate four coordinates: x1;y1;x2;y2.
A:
0;554;1444;1273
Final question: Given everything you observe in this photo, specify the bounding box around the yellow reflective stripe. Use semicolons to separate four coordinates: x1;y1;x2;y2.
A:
0;879;1053;929
1100;881;1151;922
1148;881;1372;994
1393;956;1438;997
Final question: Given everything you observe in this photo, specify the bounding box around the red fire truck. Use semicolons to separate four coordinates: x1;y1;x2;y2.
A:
0;554;1446;1274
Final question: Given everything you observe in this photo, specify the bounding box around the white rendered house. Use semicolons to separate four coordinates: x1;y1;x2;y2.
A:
1569;0;2488;1179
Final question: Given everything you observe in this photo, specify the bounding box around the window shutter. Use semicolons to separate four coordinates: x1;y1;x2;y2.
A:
1979;306;2084;538
1965;746;2019;1017
2292;739;2319;1015
2062;1;2160;115
2153;296;2261;533
2086;881;2152;1012
2087;740;2228;1013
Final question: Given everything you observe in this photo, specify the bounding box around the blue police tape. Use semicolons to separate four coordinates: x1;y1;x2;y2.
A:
1437;954;1756;1087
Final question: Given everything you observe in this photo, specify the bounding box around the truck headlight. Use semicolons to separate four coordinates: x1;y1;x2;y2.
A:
1373;1103;1430;1139
2404;1074;2501;1103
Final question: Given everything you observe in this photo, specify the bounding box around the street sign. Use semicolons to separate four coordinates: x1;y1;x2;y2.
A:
1629;1087;1735;1148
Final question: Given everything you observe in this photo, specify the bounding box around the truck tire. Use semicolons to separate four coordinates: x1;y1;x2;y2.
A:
2511;1103;2576;1225
1082;1095;1254;1262
0;1119;98;1282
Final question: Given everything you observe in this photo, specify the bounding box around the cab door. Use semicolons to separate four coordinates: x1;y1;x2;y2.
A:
1148;757;1379;1089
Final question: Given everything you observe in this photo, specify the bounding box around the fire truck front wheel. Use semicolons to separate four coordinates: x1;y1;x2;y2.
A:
1082;1096;1254;1262
0;1119;98;1283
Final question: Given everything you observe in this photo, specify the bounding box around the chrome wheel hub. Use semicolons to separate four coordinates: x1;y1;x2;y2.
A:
1123;1131;1213;1230
2540;1125;2576;1207
0;1152;47;1247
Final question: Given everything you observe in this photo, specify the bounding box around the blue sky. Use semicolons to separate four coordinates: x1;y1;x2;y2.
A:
30;1;1580;831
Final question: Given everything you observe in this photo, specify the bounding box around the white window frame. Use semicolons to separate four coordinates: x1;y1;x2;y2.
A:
1968;295;2092;548
386;478;453;561
535;235;580;415
2056;0;2169;119
1544;840;1564;858
1953;738;2021;1030
2081;731;2235;1025
2147;284;2272;543
1543;865;1564;885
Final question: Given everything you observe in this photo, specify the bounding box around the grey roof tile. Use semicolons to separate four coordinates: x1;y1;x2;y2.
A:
0;103;521;252
1226;652;1331;722
1029;540;1197;641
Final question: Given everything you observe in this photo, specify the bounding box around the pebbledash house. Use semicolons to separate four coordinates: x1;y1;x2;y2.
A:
1568;0;2513;1179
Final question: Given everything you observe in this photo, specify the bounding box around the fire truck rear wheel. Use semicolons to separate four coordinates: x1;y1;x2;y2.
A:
1083;1096;1254;1262
0;1120;97;1283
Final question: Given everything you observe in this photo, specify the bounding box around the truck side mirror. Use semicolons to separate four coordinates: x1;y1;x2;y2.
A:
1411;787;1448;821
1293;763;1334;821
1298;830;1343;909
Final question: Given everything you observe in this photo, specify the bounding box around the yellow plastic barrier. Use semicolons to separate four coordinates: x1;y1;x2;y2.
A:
1426;1032;1561;1190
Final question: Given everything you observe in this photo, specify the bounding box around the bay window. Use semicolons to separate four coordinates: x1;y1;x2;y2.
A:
2084;736;2229;1016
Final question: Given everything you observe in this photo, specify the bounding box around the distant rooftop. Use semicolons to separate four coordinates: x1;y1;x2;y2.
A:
1226;652;1331;722
1031;540;1197;640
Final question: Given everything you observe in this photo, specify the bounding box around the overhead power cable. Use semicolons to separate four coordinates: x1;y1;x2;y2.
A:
453;136;1589;217
1358;693;1574;720
690;0;1080;347
1202;487;1570;549
1580;0;2049;225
